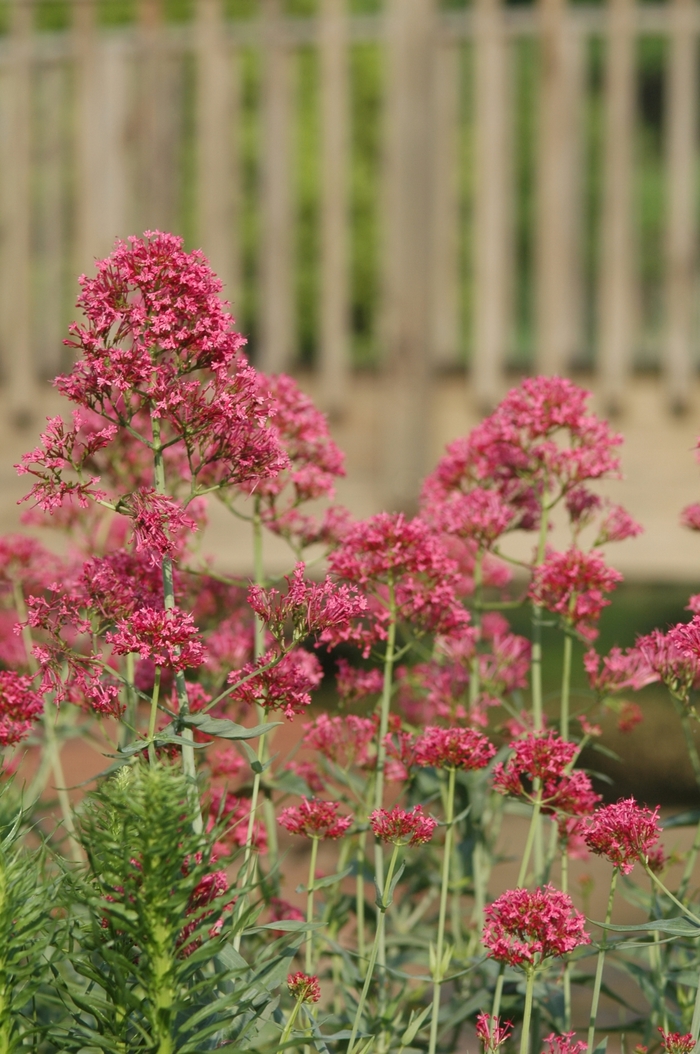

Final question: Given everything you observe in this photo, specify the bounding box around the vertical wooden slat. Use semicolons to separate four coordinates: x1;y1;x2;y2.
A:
429;42;460;369
0;0;34;421
99;35;129;253
258;0;294;373
381;0;435;508
664;0;697;411
535;0;585;376
472;0;510;408
134;0;179;234
319;0;350;413
196;0;236;300
74;0;100;273
35;58;66;379
599;0;636;411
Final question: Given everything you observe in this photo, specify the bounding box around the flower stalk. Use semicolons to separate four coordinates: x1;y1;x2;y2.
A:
428;765;456;1054
587;867;618;1054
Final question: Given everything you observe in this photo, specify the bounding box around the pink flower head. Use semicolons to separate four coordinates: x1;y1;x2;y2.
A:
475;1012;513;1052
541;1033;587;1054
278;797;352;840
616;700;643;733
432;487;515;548
483;885;590;968
228;648;323;718
0;671;44;746
529;548;622;641
595;504;643;545
335;659;384;704
681;503;700;531
369;804;437;847
413;726;495;771
107;607;205;671
658;1030;695;1054
302;712;375;769
287;971;321;1004
492;731;576;800
638;628;700;702
248;564;366;644
583;646;657;695
123;488;198;559
584;798;661;874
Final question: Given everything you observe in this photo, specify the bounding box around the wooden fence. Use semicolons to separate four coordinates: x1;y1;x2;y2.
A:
0;0;699;503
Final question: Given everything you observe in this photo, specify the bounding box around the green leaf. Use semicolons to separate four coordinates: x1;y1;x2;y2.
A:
180;714;282;739
298;866;354;892
593;917;700;936
662;808;700;829
250;919;323;932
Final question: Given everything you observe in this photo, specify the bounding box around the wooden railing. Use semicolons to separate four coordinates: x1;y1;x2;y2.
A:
0;0;698;497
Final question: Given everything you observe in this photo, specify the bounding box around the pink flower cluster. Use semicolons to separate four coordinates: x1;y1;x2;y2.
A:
529;548;622;640
287;971;321;1004
658;1030;696;1054
584;798;661;874
483;884;590;967
107;606;205;671
278;798;352;840
475;1012;513;1052
369;804;437;847
413;726;495;771
248;563;366;644
0;671;44;746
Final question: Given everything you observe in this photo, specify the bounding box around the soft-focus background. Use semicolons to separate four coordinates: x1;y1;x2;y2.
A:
3;0;700;798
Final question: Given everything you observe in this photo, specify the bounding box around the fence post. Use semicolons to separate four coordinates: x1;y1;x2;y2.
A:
664;0;697;412
381;0;436;509
258;0;294;373
599;0;635;412
430;40;460;371
319;0;350;415
0;0;34;422
196;0;237;305
535;0;584;376
473;0;511;409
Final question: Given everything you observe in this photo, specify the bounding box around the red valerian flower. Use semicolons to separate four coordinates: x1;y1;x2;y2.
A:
584;798;661;874
483;885;590;968
107;607;205;670
681;503;700;531
248;563;367;643
228;648;323;718
413;726;496;771
335;659;384;704
529;548;622;641
475;1012;513;1052
637;628;700;703
369;804;437;847
541;1033;587;1054
583;646;657;695
287;971;321;1003
0;671;44;746
658;1030;696;1054
302;713;376;769
595;503;643;545
122;487;198;559
616;700;643;733
278;797;352;840
430;487;515;549
492;731;577;798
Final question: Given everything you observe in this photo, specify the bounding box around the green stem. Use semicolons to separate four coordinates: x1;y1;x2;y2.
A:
520;968;537;1054
305;837;320;976
690;964;700;1042
122;652;136;747
561;847;572;1032
679;815;700;902
356;827;367;968
278;997;304;1051
490;967;505;1022
373;584;397;973
147;667;162;767
560;633;572;741
587;868;618;1054
645;865;700;926
14;583;81;864
151;415;200;832
347;843;400;1054
517;791;543;889
428;766;456;1054
531;498;550;733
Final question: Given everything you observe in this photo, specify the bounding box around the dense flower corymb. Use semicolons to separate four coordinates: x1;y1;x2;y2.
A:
492;731;576;800
370;804;437;847
0;671;44;746
584;798;661;874
529;548;622;640
287;972;321;1003
413;726;495;771
658;1030;695;1054
483;885;590;967
542;1033;587;1054
278;798;352;840
107;607;206;671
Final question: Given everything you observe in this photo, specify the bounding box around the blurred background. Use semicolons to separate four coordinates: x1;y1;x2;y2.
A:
4;2;700;793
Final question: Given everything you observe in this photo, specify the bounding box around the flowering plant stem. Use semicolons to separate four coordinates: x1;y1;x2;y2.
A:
147;667;162;766
517;789;543;889
278;994;304;1051
531;497;550;733
561;847;572;1031
151;415;200;832
644;864;700;926
305;836;320;975
428;765;456;1054
373;582;397;973
587;867;618;1054
560;633;572;741
347;842;400;1054
15;583;81;864
520;967;536;1054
